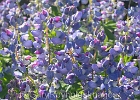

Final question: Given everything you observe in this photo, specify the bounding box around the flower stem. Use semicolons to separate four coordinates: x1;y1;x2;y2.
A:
46;27;50;64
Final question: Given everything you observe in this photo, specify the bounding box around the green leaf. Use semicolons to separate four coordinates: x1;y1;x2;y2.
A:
115;55;120;62
82;45;87;53
0;87;8;98
101;20;116;41
104;26;115;40
79;27;88;33
30;57;37;62
135;95;140;99
0;55;11;68
0;67;2;73
49;13;55;17
14;87;20;93
126;56;132;62
51;6;61;16
105;20;116;28
1;73;14;85
57;79;83;100
24;49;30;55
65;82;82;93
4;58;11;63
48;30;56;38
24;93;30;99
66;85;72;92
59;81;68;90
0;73;14;98
0;43;2;49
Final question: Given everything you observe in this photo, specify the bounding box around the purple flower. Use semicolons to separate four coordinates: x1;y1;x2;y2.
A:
88;81;97;88
22;40;33;48
75;38;85;47
1;32;10;42
74;11;82;22
42;9;48;17
33;41;41;49
19;23;29;33
31;30;42;38
0;84;2;92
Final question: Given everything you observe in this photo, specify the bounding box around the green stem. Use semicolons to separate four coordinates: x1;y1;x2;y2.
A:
36;0;40;11
16;1;21;9
27;75;35;85
46;27;50;65
126;0;132;28
91;49;97;99
92;49;97;78
89;0;93;22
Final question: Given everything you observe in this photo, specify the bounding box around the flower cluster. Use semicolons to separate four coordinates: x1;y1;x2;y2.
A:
0;0;140;100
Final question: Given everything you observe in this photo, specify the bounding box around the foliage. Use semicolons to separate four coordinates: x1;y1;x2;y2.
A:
0;0;140;100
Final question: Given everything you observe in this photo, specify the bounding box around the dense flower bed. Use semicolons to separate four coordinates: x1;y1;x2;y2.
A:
0;0;140;100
